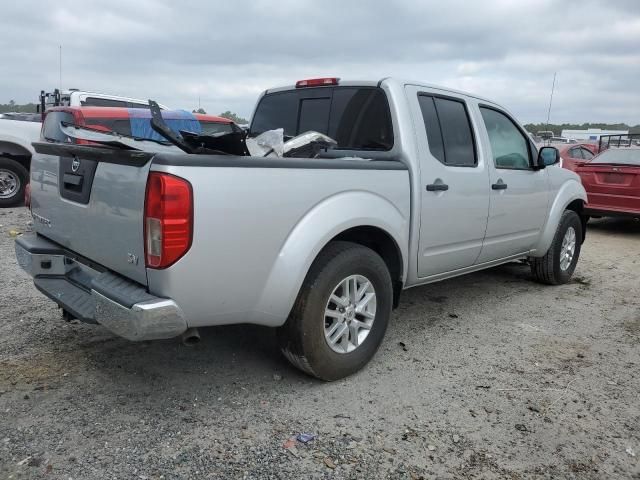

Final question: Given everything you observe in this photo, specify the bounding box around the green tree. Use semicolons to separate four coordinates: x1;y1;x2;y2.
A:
523;122;638;137
0;102;38;113
192;108;206;114
219;110;248;124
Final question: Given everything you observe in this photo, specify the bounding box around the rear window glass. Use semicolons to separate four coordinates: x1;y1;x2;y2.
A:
299;98;331;134
250;86;393;151
199;121;234;135
81;97;128;108
81;97;148;109
84;118;132;136
42;111;75;142
591;149;640;166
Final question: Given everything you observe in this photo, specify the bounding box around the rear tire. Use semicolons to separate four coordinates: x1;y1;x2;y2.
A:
277;241;393;381
0;157;28;207
531;210;582;285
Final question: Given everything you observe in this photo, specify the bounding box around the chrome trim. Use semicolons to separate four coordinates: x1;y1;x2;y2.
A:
93;291;187;341
15;243;69;276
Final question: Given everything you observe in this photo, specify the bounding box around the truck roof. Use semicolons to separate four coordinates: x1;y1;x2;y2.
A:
264;77;495;105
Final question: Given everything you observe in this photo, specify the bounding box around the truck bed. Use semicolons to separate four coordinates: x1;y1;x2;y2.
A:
27;143;410;332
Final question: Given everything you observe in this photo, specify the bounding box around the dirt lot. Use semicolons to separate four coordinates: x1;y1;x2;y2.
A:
0;207;638;479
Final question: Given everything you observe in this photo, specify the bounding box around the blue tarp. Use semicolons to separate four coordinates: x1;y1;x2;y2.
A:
128;108;202;142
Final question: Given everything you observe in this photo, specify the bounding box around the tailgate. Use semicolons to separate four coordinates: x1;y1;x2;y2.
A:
578;164;640;212
30;143;154;285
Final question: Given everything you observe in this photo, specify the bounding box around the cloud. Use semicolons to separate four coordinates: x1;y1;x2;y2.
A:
0;0;638;124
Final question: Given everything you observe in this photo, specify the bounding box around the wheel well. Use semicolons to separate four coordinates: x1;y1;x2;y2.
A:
566;199;586;243
0;141;32;170
331;226;404;308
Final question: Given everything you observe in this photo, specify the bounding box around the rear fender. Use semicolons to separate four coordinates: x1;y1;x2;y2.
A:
531;179;587;256
0;139;33;167
254;191;409;325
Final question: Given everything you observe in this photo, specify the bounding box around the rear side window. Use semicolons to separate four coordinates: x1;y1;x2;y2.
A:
581;148;594;160
568;147;583;159
42;111;75;142
418;95;476;166
250;87;393;151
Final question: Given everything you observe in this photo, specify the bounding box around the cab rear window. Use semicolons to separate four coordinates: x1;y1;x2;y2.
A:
250;86;393;151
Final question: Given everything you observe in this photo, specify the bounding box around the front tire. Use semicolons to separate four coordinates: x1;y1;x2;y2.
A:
0;157;28;207
277;241;393;381
531;210;582;285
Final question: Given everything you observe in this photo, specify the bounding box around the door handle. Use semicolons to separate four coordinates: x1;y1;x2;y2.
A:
426;183;449;192
491;182;508;190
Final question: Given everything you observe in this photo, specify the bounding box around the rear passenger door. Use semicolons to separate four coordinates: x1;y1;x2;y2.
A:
407;87;491;278
475;106;549;262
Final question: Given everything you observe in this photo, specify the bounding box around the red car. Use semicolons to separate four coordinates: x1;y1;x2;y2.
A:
41;106;235;144
558;143;598;172
575;148;640;218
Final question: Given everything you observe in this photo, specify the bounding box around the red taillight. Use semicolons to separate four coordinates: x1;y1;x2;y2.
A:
144;172;193;269
69;110;89;145
295;77;339;88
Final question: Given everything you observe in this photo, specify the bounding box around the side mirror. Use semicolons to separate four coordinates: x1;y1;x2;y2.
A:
537;146;560;168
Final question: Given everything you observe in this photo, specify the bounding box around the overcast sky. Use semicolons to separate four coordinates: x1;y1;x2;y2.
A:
1;0;639;124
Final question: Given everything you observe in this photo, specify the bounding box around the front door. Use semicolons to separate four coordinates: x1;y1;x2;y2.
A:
408;87;491;278
475;106;549;262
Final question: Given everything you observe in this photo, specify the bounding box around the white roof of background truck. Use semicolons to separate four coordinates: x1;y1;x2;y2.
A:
40;89;169;110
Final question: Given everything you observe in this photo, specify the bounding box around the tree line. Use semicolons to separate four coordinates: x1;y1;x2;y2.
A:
0;101;38;113
524;122;640;136
2;100;636;133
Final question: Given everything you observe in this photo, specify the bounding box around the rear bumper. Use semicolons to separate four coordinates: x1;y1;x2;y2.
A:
15;233;187;341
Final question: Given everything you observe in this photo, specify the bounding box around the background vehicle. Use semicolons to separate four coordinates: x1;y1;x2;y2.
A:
17;77;587;381
558;143;598;171
575;147;640;218
0;117;41;206
39;88;170;111
0;90;172;207
42;106;235;144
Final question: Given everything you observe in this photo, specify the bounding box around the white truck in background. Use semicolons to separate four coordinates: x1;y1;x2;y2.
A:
0;89;169;206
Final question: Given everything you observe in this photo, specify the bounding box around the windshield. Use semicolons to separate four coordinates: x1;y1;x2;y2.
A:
250;86;394;151
591;148;640;166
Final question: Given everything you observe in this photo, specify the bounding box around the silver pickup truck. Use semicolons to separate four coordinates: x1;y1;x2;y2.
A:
16;77;587;380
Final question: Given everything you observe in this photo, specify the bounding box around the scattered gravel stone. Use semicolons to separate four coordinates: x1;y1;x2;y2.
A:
0;208;638;478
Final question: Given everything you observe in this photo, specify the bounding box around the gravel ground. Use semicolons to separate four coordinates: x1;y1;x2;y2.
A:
0;206;638;479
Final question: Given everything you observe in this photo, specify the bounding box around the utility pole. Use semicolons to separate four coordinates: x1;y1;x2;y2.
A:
59;45;62;90
545;72;556;137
